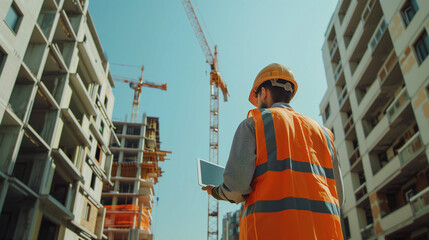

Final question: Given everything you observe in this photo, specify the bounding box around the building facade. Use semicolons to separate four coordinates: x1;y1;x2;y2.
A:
0;0;117;239
320;0;429;239
221;206;242;240
102;116;170;240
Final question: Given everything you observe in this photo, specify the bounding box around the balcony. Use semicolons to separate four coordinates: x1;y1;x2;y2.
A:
378;50;398;84
40;194;74;221
344;115;356;139
329;38;338;58
338;0;352;25
51;148;83;182
69;73;96;116
138;186;154;209
61;108;90;147
357;49;401;106
398;132;424;166
338;86;348;107
365;114;389;148
352;18;393;89
386;87;410;124
333;63;343;84
342;0;366;48
369;18;387;53
381;203;413;232
370;155;401;191
349;146;361;167
354;182;368;203
330;38;340;64
360;223;375;240
361;0;380;26
347;0;382;65
410;186;429;216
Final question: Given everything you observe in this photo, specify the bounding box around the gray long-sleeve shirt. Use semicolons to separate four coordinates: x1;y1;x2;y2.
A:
212;102;344;206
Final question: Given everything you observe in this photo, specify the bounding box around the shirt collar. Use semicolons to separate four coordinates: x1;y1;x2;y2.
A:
271;102;293;110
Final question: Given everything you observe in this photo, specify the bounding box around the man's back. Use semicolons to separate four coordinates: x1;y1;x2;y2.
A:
240;106;343;240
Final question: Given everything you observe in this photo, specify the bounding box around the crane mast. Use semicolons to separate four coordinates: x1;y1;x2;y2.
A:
181;1;229;240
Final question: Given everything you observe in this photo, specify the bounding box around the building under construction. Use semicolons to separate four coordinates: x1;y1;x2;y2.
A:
0;0;118;239
320;0;429;239
102;116;170;240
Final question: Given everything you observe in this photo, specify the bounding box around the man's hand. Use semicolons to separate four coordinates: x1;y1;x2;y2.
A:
202;185;215;196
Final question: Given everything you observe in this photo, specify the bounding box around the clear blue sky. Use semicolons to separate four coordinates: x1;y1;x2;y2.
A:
89;1;338;239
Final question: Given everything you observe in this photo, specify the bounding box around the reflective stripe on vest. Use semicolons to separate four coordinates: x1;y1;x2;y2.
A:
240;107;343;240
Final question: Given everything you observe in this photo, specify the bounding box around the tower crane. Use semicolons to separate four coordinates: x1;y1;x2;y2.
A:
112;65;167;122
181;1;229;240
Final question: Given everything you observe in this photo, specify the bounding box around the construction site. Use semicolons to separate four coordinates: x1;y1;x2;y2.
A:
1;0;429;240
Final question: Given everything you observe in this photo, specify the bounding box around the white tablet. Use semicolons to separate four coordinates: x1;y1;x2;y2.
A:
197;158;225;187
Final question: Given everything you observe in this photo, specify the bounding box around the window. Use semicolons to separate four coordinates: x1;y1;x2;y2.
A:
343;217;351;239
104;96;108;108
90;172;96;189
414;31;429;64
99;120;105;134
5;2;23;33
324;104;331;122
0;50;6;75
97;85;102;96
84;203;90;220
401;0;418;26
95;143;103;163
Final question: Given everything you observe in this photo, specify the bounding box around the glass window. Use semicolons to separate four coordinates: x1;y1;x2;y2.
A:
324;104;331;122
0;50;6;75
5;2;22;33
84;203;90;220
99;120;105;134
414;31;429;64
90;172;96;189
104;96;108;108
343;217;351;239
401;0;418;26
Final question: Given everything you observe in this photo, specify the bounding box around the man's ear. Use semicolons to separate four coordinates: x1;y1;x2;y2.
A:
260;87;267;100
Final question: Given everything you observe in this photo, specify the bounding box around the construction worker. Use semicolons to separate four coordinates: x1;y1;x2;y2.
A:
202;63;344;239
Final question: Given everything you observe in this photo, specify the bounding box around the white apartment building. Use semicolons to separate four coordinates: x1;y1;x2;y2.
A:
320;0;429;239
0;0;118;239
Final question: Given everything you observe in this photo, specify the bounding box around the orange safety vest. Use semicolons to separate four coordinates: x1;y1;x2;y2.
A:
239;107;343;240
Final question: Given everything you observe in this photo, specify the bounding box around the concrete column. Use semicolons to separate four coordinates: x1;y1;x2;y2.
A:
370;192;389;235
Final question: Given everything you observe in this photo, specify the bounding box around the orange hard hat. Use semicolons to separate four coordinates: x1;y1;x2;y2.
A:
248;63;298;107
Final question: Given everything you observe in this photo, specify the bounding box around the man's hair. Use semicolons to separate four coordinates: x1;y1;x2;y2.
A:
255;79;294;103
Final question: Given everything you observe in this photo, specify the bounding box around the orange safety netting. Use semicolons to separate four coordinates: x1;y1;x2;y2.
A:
104;205;151;230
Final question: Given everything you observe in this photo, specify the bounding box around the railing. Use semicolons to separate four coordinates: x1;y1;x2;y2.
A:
410;186;429;216
329;38;338;58
360;223;375;239
369;18;387;52
398;132;423;166
378;50;398;83
361;0;376;25
354;183;367;202
338;87;348;107
349;147;361;166
344;116;354;135
334;63;343;83
386;87;409;123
